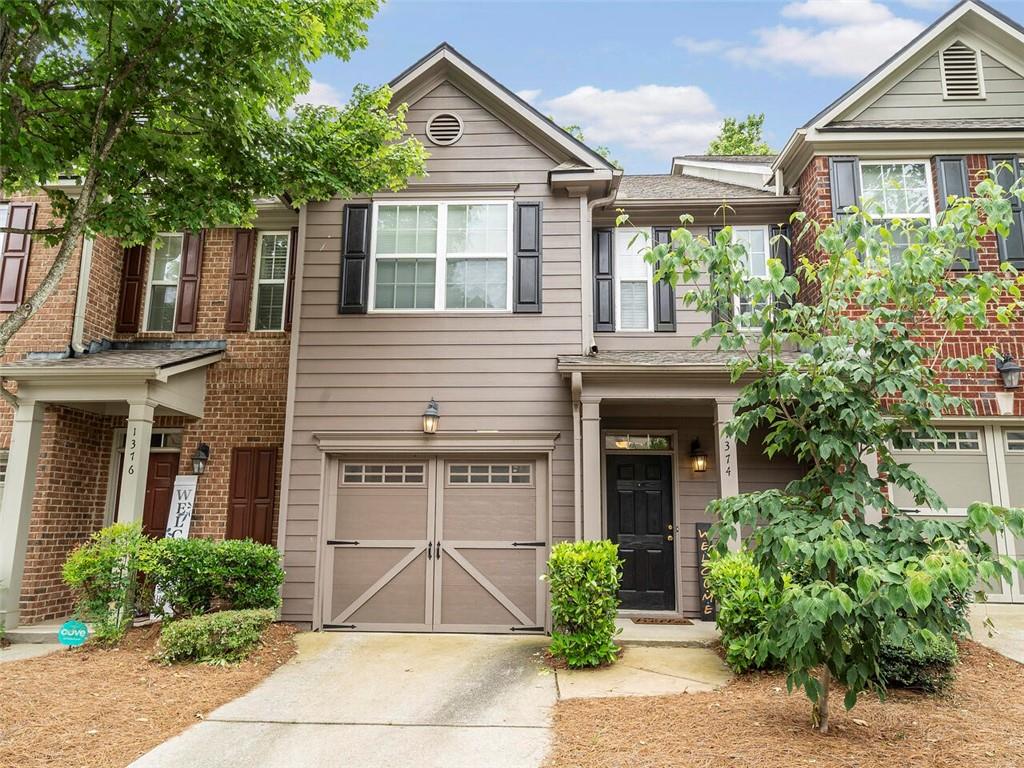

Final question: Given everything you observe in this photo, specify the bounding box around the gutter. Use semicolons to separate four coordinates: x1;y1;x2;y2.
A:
71;236;94;353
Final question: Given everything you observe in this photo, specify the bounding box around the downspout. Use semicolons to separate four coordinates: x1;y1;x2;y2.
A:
71;236;94;353
571;371;583;540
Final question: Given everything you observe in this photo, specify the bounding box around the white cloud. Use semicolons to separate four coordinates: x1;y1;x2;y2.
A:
516;88;542;103
673;36;731;54
540;84;721;157
725;0;925;78
294;78;345;108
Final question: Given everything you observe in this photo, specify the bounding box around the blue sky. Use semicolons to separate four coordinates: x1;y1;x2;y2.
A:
300;0;1023;173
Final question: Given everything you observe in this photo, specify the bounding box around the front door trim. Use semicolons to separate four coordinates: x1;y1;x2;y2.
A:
104;426;183;527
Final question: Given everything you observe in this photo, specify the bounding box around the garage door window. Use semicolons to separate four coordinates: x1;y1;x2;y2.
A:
902;429;981;451
448;463;532;485
1006;431;1024;451
342;463;425;484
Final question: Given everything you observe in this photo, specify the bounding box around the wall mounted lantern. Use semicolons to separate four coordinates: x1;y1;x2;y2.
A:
996;353;1022;390
191;443;211;475
690;438;708;473
422;399;440;434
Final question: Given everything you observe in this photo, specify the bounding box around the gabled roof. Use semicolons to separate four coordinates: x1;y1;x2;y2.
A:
617;175;777;201
389;43;615;173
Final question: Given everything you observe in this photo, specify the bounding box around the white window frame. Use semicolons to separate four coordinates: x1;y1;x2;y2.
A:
858;160;937;223
142;232;184;332
613;227;654;333
1005;430;1024;452
367;200;514;313
725;225;772;320
249;230;292;332
446;462;534;487
0;203;8;256
898;428;984;454
341;463;426;485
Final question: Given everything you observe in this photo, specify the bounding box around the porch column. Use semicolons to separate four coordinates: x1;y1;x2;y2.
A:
714;398;741;551
0;401;46;629
116;399;155;523
581;397;603;540
862;450;883;524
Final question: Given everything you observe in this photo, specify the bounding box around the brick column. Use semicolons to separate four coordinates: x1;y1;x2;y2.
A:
116;400;155;523
715;398;741;551
581;398;603;540
0;401;46;629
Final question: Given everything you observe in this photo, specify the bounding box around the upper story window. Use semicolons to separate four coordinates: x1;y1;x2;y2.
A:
252;231;291;331
614;228;653;331
731;226;769;317
369;202;512;312
859;161;935;259
145;233;183;331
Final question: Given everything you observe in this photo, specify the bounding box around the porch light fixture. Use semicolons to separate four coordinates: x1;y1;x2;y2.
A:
191;443;211;475
689;438;708;473
422;399;440;434
996;354;1021;390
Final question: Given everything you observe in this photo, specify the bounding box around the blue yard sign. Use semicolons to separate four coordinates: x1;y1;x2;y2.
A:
58;620;89;647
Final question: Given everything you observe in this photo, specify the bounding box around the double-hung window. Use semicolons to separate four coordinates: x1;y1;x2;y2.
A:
144;233;183;331
369;201;512;312
731;226;770;319
614;228;653;332
251;231;291;331
859;161;935;259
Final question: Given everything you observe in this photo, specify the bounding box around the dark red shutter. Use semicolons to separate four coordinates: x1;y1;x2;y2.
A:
225;229;257;331
115;244;148;332
284;225;298;330
0;202;37;311
227;447;278;545
174;229;205;332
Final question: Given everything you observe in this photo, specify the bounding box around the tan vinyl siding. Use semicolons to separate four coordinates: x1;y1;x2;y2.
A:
854;52;1024;121
281;81;582;624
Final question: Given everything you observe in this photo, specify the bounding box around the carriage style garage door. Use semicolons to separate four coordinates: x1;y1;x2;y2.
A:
893;426;1023;603
321;456;547;633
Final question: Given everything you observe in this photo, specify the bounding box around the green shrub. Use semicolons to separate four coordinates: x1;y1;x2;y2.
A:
159;608;275;664
141;537;284;617
546;540;621;669
62;523;152;644
878;632;959;693
705;550;785;672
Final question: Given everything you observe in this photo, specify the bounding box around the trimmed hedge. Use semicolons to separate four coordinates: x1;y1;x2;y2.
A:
546;540;622;668
879;632;959;692
159;608;275;664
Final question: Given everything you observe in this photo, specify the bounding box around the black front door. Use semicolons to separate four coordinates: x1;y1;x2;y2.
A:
606;454;675;611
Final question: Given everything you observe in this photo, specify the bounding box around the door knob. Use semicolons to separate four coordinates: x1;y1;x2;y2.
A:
666;535;673;541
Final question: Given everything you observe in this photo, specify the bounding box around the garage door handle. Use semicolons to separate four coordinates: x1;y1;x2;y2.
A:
512;541;546;547
327;540;359;546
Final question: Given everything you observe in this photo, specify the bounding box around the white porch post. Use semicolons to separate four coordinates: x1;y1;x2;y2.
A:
862;450;882;524
581;397;603;540
714;398;741;551
116;399;155;523
0;401;46;629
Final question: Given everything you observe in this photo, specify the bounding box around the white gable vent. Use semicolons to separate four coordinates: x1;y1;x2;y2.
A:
940;41;985;99
426;112;464;146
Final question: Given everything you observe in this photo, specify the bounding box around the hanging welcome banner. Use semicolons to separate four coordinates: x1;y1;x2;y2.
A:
164;475;198;538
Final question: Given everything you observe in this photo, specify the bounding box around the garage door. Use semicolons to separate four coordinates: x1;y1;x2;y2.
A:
893;426;1022;603
1000;429;1023;602
321;457;547;633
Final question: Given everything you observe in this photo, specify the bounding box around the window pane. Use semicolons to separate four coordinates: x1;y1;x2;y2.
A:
734;228;768;277
861;163;930;217
255;284;285;330
376;205;437;255
259;234;289;280
619;281;648;330
374;258;435;309
147;285;177;331
447;204;507;255
445;258;506;309
151;235;183;283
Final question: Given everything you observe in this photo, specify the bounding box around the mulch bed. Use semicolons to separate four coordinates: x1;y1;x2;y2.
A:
0;622;297;768
548;641;1024;768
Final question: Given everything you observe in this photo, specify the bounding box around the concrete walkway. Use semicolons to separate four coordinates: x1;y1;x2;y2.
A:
0;642;63;663
970;603;1024;664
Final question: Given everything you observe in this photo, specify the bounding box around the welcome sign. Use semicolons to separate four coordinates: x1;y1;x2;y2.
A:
164;475;198;538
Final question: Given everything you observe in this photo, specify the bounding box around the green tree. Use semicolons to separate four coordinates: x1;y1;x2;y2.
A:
621;172;1024;732
706;113;772;155
0;0;426;362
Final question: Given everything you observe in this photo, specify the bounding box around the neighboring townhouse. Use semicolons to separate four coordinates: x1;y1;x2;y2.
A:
0;189;298;628
774;0;1024;603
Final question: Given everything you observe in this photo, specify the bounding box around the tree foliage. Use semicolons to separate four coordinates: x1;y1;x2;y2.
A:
0;0;426;355
559;122;620;169
620;170;1024;732
706;113;772;156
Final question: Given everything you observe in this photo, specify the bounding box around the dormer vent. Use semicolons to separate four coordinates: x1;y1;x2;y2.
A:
426;112;464;145
940;41;985;99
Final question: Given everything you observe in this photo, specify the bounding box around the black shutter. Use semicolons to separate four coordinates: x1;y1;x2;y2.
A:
339;204;371;314
593;228;614;332
651;227;676;332
708;225;733;325
770;224;792;274
514;202;542;313
989;155;1024;268
828;156;861;217
935;155;977;269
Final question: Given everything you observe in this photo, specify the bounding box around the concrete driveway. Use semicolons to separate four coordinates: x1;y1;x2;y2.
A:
970;603;1024;664
130;632;556;768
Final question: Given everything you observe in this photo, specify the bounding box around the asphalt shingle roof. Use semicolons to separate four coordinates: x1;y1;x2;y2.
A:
0;348;221;371
616;174;778;201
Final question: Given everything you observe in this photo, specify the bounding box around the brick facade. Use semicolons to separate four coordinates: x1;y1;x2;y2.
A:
1;193;292;624
794;153;1023;418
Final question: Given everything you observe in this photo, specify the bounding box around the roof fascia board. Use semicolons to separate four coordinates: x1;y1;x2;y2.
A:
389;45;613;171
672;159;774;174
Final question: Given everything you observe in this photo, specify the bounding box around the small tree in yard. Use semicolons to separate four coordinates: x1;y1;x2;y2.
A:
0;0;426;378
621;171;1024;733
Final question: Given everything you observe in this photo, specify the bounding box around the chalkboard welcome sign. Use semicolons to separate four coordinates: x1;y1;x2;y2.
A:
696;522;717;621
